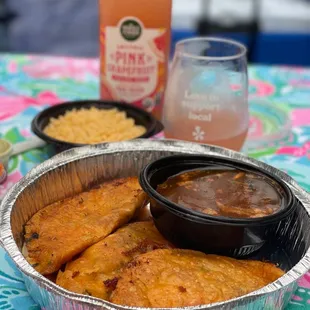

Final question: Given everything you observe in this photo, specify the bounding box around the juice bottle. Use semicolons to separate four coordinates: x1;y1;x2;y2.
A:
98;0;172;120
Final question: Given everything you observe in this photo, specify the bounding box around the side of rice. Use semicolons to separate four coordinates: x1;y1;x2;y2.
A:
44;107;146;144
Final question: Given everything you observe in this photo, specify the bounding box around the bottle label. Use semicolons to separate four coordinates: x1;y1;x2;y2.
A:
100;17;167;113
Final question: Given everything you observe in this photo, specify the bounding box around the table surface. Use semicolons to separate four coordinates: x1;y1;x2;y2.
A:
0;54;310;309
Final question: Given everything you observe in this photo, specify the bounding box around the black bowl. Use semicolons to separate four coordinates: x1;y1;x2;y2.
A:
139;154;296;257
31;100;164;152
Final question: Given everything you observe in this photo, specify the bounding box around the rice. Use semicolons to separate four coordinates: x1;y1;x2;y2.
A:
43;107;146;144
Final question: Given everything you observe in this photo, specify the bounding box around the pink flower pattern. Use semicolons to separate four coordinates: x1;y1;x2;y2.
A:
291;109;310;127
23;57;99;81
36;90;62;105
0;171;22;197
277;142;310;156
0;97;30;121
249;79;275;97
0;55;310;308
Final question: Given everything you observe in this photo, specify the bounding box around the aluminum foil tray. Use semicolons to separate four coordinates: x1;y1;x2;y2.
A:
1;139;310;310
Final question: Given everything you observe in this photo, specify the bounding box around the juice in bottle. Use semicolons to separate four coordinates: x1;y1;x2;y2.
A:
98;0;172;119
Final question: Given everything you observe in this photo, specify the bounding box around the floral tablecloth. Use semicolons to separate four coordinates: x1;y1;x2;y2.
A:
0;54;310;309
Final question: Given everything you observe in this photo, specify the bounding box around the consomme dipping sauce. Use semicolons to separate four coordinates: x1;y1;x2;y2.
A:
157;168;283;219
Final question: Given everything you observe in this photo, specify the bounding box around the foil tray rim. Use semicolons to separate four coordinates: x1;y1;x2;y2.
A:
1;139;310;309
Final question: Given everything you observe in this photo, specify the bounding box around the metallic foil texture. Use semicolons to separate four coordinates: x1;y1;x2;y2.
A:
1;139;310;310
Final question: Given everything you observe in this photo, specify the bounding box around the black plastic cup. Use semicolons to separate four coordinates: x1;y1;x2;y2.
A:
31;100;164;152
139;154;296;258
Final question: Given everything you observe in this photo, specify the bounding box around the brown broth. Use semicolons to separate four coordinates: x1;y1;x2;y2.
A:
157;168;282;218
